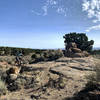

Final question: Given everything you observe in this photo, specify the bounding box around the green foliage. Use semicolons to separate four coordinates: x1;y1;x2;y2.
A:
31;49;64;63
63;32;94;52
0;47;45;56
0;51;5;56
47;76;67;89
47;50;64;61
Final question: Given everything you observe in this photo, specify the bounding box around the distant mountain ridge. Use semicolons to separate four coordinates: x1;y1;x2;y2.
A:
93;47;100;50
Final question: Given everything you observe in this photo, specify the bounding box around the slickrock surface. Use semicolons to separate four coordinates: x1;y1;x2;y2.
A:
0;57;99;100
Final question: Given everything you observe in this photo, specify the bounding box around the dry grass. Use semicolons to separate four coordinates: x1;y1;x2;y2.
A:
0;78;7;96
86;63;100;89
92;54;100;59
0;56;15;65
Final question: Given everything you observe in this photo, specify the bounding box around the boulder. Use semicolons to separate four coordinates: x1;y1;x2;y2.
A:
9;74;18;80
68;42;77;48
83;51;90;57
65;42;89;57
72;53;84;58
72;48;82;53
7;67;20;75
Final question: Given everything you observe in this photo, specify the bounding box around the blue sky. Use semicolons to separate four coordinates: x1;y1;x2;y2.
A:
0;0;100;49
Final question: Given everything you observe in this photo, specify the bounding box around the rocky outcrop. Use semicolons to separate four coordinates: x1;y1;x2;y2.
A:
65;42;89;57
0;56;98;100
6;67;20;81
8;67;20;75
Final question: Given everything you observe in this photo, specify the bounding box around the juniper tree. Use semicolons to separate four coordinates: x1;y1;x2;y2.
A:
63;32;94;52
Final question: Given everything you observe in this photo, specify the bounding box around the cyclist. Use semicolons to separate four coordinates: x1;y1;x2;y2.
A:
15;52;23;66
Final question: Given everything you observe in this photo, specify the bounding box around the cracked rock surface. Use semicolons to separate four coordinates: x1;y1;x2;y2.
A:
0;57;99;100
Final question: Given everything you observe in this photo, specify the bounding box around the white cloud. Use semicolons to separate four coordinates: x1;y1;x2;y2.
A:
31;10;41;15
82;0;100;32
87;9;95;18
56;6;67;16
32;0;67;16
82;0;100;23
42;5;48;16
42;0;67;16
43;0;68;16
47;0;57;5
86;24;100;32
82;0;90;11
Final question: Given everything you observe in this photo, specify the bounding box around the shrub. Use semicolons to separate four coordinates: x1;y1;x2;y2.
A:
63;32;94;52
7;75;34;91
42;49;64;61
54;49;64;58
0;51;5;56
0;56;15;65
31;53;45;63
46;75;67;89
0;78;7;96
31;53;37;59
47;50;56;60
47;50;64;60
31;50;64;63
31;53;40;59
43;51;49;58
86;63;100;89
0;47;38;56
